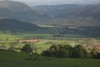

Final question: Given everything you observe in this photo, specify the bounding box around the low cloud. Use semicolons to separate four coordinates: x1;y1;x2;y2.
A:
3;0;100;5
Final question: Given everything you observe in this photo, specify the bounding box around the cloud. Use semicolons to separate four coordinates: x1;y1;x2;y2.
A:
6;0;100;5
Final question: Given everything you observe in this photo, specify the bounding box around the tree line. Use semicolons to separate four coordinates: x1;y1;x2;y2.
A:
18;43;100;59
41;45;100;59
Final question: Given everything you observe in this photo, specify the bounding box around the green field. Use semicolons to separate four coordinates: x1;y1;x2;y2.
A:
0;50;100;67
0;33;100;67
0;33;100;53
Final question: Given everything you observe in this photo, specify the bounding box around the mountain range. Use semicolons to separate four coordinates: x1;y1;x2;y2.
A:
33;4;100;26
0;1;100;26
0;1;50;22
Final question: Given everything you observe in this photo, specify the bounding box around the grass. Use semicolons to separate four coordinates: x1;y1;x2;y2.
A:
0;33;100;67
12;33;52;39
0;50;100;67
0;33;75;53
0;33;100;54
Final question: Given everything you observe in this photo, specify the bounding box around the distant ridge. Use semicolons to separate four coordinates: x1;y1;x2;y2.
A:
0;1;100;26
33;4;100;26
0;18;40;32
0;0;50;22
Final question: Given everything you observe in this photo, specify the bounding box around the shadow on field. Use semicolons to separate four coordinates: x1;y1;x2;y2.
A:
25;58;52;61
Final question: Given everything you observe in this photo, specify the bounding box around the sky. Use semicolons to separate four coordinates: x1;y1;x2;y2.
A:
2;0;100;6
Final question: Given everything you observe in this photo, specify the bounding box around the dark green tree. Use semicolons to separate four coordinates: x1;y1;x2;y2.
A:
72;45;89;58
63;45;73;57
41;50;50;57
42;45;70;58
55;49;69;58
90;47;98;59
50;45;60;51
42;45;90;59
21;44;32;53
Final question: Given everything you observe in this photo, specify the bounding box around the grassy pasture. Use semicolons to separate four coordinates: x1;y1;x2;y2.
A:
0;33;100;54
0;33;75;52
0;50;100;67
0;33;100;67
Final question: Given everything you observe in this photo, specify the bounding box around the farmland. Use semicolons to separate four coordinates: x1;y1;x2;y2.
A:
0;33;100;53
0;33;100;67
0;1;100;67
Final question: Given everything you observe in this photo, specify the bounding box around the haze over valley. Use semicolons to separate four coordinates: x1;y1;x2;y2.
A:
0;1;100;67
0;0;100;26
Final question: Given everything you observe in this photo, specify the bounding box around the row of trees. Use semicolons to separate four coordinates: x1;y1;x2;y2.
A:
42;45;100;59
20;44;100;59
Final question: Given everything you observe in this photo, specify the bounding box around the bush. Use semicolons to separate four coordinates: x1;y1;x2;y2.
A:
72;45;89;58
21;44;32;53
55;49;69;58
90;47;98;59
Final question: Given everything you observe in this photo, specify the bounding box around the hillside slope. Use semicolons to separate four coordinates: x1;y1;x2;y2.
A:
33;4;100;26
0;1;50;22
0;18;40;32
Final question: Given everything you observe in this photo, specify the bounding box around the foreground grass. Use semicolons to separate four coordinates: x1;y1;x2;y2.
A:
0;50;100;67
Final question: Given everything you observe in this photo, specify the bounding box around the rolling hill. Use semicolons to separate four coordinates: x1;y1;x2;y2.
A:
0;18;40;32
0;0;50;22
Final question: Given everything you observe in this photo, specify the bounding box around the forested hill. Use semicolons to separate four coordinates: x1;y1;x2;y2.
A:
0;18;40;32
0;0;50;22
33;4;100;26
0;1;100;26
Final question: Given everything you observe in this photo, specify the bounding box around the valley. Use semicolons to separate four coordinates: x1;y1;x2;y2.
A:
0;0;100;67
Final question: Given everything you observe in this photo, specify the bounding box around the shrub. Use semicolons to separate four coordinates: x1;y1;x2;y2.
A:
21;44;32;53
